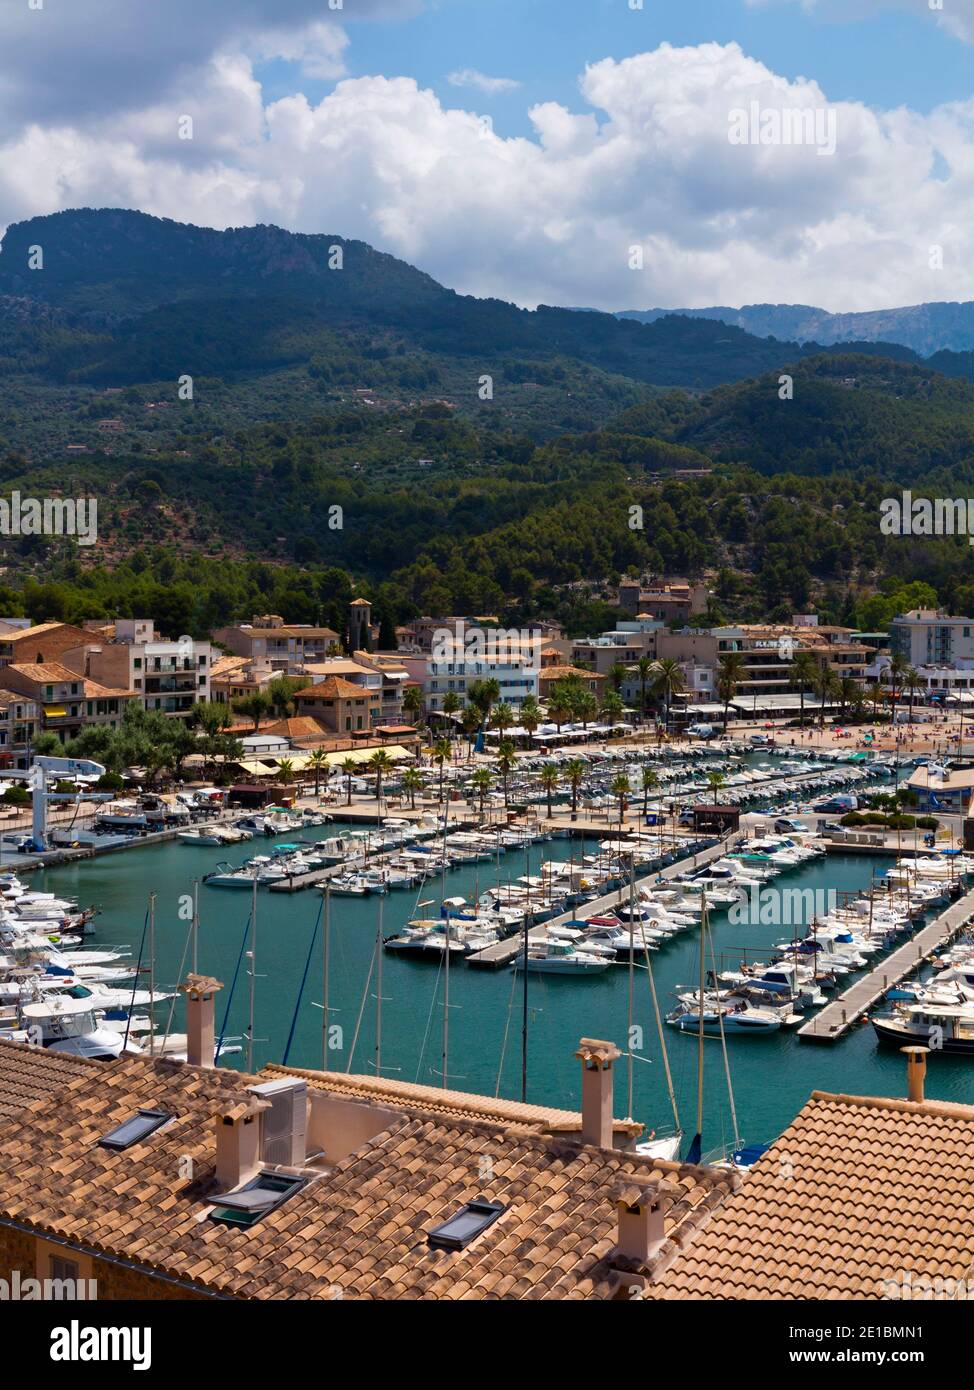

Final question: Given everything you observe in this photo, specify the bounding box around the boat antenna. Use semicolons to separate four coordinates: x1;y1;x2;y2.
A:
686;888;707;1164
246;867;257;1071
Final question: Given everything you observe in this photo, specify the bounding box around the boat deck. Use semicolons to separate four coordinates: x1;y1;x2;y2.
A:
796;882;974;1043
466;833;734;969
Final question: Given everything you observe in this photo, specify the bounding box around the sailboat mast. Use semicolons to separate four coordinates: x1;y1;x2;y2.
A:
442;905;450;1090
191;879;199;974
375;892;384;1077
696;891;707;1142
521;843;530;1102
627;853;636;1121
247;868;257;1071
148;892;156;1058
322;884;331;1070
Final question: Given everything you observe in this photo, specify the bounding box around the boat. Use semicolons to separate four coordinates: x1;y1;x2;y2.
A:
666;1000;782;1035
515;939;610;974
871;1001;974;1055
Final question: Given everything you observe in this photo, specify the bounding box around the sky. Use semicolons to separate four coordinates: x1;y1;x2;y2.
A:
3;0;974;312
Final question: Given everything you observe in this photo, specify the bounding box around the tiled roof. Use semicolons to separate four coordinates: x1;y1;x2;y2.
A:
650;1090;974;1301
539;666;604;682
264;716;329;740
0;1045;734;1300
295;677;373;699
0;1040;104;1120
260;1063;643;1138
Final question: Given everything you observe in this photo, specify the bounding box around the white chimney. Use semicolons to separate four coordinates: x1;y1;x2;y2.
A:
575;1037;621;1148
214;1098;268;1190
178;974;223;1068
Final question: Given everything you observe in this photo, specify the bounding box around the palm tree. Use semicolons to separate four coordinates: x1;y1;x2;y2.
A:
641;766;659;817
650;658;685;731
548;697;571;732
885;653;909;724
838;676;860;720
432;737;452;802
441;690;461;738
468;677;501;729
401;765;425;809
611;772;631;825
307;747;328;798
577;691;598;729
600;690;625;726
471;767;493;815
368;748;393;808
496;739;517;807
636;655;654;723
608;661;626;693
707;770;726;804
716;652;745;732
277;757;295;786
539;762;560;818
461;704;481;757
490;702;514;739
903;667;925;723
519;696;541;747
401;685;424;725
814;667;842;729
564;757;586;817
340;755;358;806
789;651;818;728
865;682;885;721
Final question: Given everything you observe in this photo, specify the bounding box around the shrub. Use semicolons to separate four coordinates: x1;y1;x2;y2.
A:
1;786;29;805
915;816;939;830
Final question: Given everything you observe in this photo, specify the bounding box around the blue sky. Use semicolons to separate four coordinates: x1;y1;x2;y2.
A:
4;0;974;312
257;0;974;130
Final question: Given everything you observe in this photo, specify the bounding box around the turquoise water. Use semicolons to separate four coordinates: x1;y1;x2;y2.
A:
34;831;974;1158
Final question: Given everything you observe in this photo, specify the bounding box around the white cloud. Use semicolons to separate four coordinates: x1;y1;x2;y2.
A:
2;38;974;314
747;0;974;44
446;69;522;95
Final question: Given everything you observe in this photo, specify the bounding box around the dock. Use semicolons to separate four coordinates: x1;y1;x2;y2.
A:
796;883;974;1043
465;833;734;968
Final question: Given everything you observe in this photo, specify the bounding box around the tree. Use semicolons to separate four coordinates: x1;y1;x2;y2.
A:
401;766;425;809
267;676;303;719
441;690;461;735
548;697;571;732
789;651;818;728
471;767;493;814
716;652;745;732
650;658;685;729
461;704;481;757
232;690;272;731
564;758;586;816
707;770;726;805
814;667;842;729
600;690;625;725
431;736;453;802
539;762;560;818
608;662;626;692
865;682;885;720
884;653;909;724
577;691;599;728
277;758;295;786
402;685;424;725
611;772;631;825
519;696;541;747
490;702;514;739
903;667;925;723
369;748;393;807
340;756;359;806
641;766;659;817
307;747;328;797
467;678;501;728
496;739;517;807
636;655;654;721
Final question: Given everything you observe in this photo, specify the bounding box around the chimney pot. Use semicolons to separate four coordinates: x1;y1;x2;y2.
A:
902;1045;930;1103
616;1187;666;1264
214;1100;267;1189
575;1037;622;1148
178;973;224;1068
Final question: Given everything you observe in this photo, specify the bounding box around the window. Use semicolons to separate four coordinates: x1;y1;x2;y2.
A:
50;1255;80;1283
427;1199;505;1250
207;1172;307;1227
97;1108;171;1151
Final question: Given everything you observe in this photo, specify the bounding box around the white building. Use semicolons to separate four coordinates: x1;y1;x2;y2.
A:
889;609;974;667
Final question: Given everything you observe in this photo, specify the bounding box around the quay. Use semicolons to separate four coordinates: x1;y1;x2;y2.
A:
796;882;974;1043
465;832;734;968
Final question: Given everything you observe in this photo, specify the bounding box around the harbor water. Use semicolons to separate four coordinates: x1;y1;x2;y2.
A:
33;828;974;1158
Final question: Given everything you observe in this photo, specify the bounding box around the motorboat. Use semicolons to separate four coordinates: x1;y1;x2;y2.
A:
872;1000;974;1055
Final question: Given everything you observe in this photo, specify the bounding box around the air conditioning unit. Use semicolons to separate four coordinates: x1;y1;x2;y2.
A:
249;1078;307;1166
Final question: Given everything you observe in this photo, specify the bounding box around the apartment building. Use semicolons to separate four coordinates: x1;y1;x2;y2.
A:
423;633;540;713
888;608;974;667
571;622;662;676
212;615;341;674
1;663;136;740
616;578;708;623
0;692;38;767
63;619;211;720
293;677;382;734
0;621;92;670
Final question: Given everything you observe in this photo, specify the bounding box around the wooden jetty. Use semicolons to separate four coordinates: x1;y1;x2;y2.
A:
466;833;735;969
796;882;974;1043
